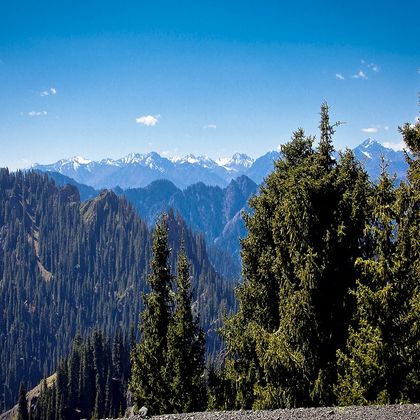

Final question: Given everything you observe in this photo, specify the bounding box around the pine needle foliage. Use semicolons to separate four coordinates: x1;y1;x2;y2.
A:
17;382;29;420
222;103;371;409
166;243;206;413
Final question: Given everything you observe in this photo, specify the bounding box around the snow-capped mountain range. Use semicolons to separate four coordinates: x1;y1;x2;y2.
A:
32;139;408;190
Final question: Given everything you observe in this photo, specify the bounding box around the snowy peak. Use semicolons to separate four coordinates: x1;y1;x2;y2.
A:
54;156;92;167
217;153;254;172
32;156;93;172
118;152;144;164
354;138;393;160
360;137;378;149
175;154;217;168
71;156;92;165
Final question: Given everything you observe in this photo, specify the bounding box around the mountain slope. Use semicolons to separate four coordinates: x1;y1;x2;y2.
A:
40;170;99;200
0;170;234;412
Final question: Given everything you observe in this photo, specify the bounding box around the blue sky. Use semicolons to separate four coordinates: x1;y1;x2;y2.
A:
0;0;419;169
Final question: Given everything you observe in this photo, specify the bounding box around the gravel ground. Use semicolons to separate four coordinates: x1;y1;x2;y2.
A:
126;404;420;420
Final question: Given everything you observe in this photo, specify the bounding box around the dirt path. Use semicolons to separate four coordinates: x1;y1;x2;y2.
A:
136;404;420;420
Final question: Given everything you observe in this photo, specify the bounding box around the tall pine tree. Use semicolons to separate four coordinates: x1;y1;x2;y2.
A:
336;107;420;405
166;243;206;413
397;109;420;401
335;167;400;405
130;214;173;414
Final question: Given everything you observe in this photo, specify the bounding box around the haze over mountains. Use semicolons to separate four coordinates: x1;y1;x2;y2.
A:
32;139;409;190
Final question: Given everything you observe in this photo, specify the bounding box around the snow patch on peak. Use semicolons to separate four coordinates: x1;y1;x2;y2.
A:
178;154;216;167
183;154;200;164
230;153;254;167
217;152;254;171
71;156;92;165
216;157;231;166
99;158;119;166
169;155;182;163
361;138;379;149
119;152;144;164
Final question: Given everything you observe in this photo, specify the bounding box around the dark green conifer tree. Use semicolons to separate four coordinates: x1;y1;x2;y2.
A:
17;382;29;420
318;101;336;170
55;361;68;420
67;334;81;412
222;104;370;409
397;110;420;401
166;243;206;413
335;167;398;405
336;107;420;405
130;214;173;414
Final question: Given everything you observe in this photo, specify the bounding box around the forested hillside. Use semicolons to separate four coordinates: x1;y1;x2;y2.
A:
44;174;257;278
0;170;233;411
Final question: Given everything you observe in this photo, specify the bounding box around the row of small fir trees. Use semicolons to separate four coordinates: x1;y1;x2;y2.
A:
18;330;132;420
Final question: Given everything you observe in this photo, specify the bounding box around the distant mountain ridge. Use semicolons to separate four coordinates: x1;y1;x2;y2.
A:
121;175;258;277
31;139;408;190
32;151;265;189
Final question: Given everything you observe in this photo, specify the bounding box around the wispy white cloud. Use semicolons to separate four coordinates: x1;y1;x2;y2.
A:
362;127;378;133
368;62;380;72
336;60;380;81
135;114;160;126
40;87;57;97
203;124;217;129
28;110;47;117
384;125;389;131
352;70;368;80
382;141;405;151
